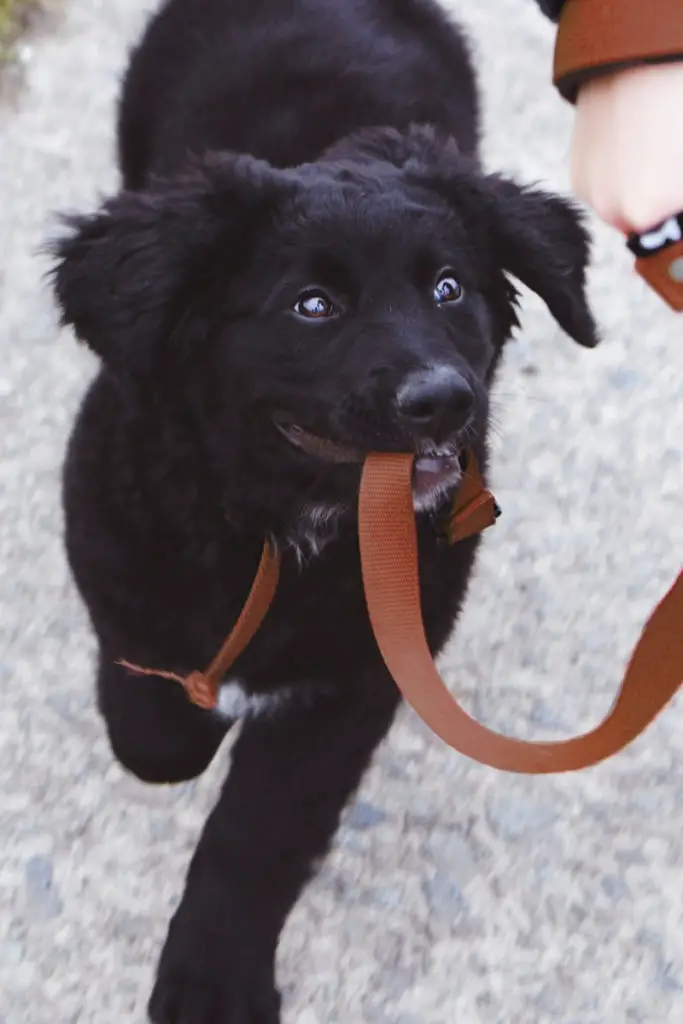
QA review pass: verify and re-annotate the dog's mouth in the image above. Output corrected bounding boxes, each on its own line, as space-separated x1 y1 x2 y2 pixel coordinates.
274 418 466 506
276 421 364 464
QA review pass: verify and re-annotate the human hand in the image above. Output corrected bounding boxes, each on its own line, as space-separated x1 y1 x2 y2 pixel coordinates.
570 62 683 235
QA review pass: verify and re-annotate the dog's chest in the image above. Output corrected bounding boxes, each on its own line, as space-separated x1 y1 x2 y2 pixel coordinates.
204 530 474 718
214 680 293 720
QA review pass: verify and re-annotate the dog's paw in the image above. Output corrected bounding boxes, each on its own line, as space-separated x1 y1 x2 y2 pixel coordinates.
148 945 281 1024
147 958 280 1024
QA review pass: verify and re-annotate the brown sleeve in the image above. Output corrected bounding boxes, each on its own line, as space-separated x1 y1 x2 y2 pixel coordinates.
553 0 683 103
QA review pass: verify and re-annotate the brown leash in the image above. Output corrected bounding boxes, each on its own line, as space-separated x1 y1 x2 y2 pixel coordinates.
359 454 682 773
121 451 681 773
119 541 280 710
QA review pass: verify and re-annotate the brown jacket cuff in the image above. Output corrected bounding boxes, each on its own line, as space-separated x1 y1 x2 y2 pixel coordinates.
553 0 683 103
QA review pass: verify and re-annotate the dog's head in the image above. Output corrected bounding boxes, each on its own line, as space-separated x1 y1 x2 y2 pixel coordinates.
51 126 598 547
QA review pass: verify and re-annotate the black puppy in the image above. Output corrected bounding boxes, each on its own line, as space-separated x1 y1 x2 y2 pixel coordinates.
50 0 598 1020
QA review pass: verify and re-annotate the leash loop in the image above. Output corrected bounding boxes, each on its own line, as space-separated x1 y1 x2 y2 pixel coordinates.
359 452 682 773
119 449 681 773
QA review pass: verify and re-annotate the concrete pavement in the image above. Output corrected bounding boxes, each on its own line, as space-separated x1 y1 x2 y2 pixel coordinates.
1 1 681 1022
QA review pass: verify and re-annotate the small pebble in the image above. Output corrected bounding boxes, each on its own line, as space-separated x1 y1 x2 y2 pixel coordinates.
346 801 387 830
423 873 466 918
24 855 63 920
486 795 561 840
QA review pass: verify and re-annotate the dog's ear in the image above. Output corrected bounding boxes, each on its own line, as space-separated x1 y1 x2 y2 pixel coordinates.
331 128 599 348
49 154 292 375
476 175 599 348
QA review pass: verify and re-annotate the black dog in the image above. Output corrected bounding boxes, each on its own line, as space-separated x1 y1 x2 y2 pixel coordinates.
50 0 598 1020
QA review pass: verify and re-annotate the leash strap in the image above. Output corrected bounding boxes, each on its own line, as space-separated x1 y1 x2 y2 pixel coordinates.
119 540 280 709
359 453 682 773
117 465 496 709
121 452 681 773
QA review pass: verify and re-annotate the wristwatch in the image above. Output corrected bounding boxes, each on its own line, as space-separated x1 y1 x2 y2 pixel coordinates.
627 216 683 312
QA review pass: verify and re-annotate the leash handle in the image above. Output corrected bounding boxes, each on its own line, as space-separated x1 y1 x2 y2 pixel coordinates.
359 453 683 773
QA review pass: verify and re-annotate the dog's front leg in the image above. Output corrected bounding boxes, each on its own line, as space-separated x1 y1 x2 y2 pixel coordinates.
97 657 231 785
148 676 401 1024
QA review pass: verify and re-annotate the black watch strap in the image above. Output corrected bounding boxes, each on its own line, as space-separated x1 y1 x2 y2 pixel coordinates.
626 215 683 312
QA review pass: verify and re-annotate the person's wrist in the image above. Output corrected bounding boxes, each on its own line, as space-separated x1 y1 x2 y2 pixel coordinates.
571 63 683 234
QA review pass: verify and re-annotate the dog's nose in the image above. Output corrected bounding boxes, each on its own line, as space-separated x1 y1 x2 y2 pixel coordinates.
397 367 474 438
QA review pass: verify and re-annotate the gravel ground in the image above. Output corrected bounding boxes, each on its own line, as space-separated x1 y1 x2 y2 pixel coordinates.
1 1 681 1022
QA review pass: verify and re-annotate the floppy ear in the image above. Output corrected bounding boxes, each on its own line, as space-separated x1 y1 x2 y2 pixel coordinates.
330 126 599 348
49 154 291 376
479 176 599 348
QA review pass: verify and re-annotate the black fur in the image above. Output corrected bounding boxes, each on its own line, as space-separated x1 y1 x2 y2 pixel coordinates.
50 1 597 1020
535 0 565 21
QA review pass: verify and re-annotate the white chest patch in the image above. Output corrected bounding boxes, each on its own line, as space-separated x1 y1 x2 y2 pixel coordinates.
215 680 292 721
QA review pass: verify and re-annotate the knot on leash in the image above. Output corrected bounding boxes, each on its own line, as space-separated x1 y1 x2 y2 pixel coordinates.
117 661 219 710
183 671 219 710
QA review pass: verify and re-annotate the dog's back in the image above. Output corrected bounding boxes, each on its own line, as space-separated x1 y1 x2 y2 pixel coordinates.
119 0 480 187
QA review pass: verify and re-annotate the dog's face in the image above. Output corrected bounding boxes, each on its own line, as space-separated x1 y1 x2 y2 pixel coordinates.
52 127 598 545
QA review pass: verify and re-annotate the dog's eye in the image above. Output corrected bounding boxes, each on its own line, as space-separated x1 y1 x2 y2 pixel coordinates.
293 290 340 320
433 272 463 305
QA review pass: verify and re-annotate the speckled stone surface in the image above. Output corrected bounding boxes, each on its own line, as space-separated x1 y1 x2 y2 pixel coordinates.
0 2 681 1022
